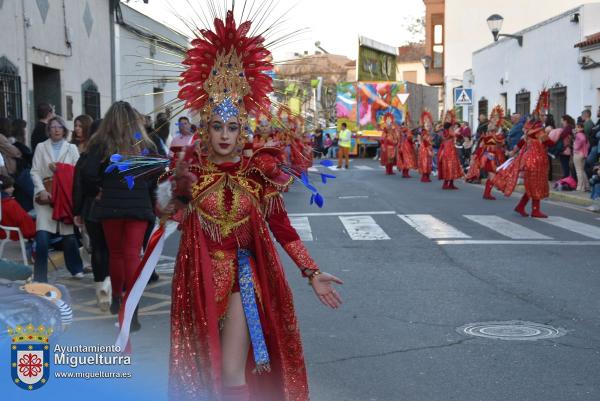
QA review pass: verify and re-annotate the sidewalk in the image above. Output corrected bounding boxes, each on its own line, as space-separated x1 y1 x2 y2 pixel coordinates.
2 240 66 269
476 177 599 211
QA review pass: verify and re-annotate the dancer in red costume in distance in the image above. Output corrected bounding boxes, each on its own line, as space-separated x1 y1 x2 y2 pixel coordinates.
252 112 278 152
465 105 506 199
162 10 343 401
397 120 417 178
380 113 399 175
494 90 553 218
277 106 312 173
437 110 464 189
418 111 434 183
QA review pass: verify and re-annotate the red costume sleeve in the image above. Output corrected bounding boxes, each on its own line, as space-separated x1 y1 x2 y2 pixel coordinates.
263 189 319 275
543 139 554 148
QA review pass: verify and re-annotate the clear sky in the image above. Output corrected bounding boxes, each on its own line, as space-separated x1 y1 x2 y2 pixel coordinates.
123 0 425 60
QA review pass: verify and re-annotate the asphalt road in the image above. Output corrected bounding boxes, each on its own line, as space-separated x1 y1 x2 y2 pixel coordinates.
18 158 600 401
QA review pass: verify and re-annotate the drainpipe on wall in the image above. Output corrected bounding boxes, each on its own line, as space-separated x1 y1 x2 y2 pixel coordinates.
21 0 32 142
109 0 118 103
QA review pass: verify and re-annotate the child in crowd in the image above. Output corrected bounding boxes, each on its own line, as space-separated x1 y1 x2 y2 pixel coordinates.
0 175 36 241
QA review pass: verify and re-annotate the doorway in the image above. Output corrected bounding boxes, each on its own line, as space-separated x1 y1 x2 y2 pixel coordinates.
33 65 61 116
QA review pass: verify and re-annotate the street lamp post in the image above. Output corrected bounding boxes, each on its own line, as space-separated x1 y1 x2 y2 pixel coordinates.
486 14 523 47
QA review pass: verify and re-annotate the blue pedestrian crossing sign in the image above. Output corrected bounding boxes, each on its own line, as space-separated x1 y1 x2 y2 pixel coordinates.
454 88 473 105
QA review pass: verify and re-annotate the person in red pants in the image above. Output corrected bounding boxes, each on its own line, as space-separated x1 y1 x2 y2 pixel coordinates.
437 110 464 189
380 113 398 175
83 101 158 330
494 90 553 217
418 111 434 182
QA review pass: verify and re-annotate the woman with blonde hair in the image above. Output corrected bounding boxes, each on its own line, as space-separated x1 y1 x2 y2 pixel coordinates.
83 101 157 329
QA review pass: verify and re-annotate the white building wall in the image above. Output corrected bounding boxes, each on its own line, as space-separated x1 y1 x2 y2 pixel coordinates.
397 61 427 85
116 4 189 135
579 3 600 111
472 4 600 126
444 0 596 110
0 0 111 131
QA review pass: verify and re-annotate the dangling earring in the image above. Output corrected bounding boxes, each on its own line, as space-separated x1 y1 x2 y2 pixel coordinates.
235 135 245 155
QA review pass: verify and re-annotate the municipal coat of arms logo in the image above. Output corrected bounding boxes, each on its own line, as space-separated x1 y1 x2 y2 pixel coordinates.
9 324 53 390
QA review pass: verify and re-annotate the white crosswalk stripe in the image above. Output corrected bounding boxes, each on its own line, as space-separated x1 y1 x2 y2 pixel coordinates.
308 167 319 172
397 214 471 239
541 216 600 239
284 212 598 244
289 216 313 241
339 215 391 240
463 215 552 239
354 165 375 170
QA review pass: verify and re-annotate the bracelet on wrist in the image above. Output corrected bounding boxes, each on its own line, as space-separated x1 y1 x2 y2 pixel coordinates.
307 270 321 285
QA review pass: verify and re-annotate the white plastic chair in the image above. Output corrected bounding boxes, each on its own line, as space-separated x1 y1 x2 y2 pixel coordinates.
0 198 29 265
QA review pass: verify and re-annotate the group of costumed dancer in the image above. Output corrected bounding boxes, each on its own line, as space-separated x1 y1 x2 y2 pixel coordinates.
251 107 314 174
379 89 554 218
106 7 342 401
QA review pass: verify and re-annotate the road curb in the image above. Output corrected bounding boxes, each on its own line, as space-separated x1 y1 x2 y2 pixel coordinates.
471 179 598 211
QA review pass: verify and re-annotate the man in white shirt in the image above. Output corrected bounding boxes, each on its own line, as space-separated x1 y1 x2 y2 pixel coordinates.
169 116 195 157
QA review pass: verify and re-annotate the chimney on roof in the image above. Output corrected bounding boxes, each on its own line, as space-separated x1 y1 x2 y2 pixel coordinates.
315 51 322 55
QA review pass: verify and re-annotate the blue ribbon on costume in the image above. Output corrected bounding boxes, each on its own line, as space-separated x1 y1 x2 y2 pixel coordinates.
237 249 270 373
484 151 496 161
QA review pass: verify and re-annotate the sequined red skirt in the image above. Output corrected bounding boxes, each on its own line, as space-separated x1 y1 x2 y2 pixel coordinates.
397 141 417 170
522 141 549 199
418 145 432 174
437 141 464 180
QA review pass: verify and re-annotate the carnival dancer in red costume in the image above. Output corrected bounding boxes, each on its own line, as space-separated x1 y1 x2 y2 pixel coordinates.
465 105 506 199
380 113 398 175
494 90 553 218
396 119 417 178
276 106 312 173
159 10 343 401
437 110 464 189
418 111 434 182
252 112 278 151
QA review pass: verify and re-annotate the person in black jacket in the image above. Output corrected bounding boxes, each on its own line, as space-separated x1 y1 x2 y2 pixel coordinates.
83 102 158 331
10 119 34 211
150 112 170 157
30 103 54 152
73 118 111 311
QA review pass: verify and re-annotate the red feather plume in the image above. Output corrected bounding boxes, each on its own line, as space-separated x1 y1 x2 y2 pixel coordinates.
178 10 273 116
533 89 549 116
420 111 433 127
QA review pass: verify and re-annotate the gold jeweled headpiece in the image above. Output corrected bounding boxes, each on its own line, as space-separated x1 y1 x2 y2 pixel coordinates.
178 10 274 131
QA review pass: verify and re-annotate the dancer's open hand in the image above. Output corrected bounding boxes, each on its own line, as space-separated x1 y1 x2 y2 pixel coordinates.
310 272 343 309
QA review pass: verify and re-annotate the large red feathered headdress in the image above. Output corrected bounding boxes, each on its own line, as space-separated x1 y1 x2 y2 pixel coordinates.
178 10 273 125
420 110 433 128
533 88 550 117
380 111 395 128
444 109 457 125
489 105 505 128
